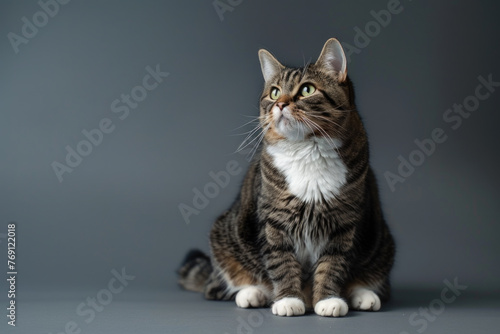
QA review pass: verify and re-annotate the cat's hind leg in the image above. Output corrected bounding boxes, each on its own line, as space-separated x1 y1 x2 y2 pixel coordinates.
348 286 381 311
204 269 235 301
345 279 390 311
225 262 272 308
205 261 272 308
235 285 271 308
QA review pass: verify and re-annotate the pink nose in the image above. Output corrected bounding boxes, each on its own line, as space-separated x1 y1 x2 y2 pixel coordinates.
277 102 288 111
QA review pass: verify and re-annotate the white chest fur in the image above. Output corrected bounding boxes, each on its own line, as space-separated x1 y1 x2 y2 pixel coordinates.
294 225 327 269
266 138 347 203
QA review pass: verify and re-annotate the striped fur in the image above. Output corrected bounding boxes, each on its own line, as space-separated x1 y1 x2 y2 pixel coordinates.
178 38 395 317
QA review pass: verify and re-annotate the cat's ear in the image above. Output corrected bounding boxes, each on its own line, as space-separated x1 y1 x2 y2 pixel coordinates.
258 49 284 83
316 38 347 82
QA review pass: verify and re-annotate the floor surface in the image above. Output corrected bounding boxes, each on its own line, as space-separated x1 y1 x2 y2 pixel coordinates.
3 287 499 334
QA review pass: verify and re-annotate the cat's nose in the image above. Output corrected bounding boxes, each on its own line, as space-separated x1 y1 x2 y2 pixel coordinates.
277 102 289 111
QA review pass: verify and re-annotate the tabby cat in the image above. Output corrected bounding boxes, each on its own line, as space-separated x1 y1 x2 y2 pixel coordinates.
178 38 395 317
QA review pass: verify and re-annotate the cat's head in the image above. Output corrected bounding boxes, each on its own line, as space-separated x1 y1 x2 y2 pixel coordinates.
258 38 355 144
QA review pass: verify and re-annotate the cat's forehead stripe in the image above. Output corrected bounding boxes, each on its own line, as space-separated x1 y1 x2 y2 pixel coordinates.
280 69 302 91
282 69 294 82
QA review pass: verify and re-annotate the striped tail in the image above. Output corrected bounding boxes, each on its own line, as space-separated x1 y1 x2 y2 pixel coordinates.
177 249 212 292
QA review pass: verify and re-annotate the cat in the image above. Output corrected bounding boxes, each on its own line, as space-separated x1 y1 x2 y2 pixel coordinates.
178 38 395 317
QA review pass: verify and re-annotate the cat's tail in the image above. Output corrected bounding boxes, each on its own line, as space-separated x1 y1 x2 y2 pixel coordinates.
177 249 212 292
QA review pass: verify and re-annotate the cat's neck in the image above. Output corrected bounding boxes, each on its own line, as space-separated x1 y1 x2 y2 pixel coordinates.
265 137 348 203
266 137 343 158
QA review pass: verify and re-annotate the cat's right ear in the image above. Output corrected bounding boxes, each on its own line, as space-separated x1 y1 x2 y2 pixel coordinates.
316 38 347 82
258 49 284 83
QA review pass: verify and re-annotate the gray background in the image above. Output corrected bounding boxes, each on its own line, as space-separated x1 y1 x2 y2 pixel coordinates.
1 0 499 333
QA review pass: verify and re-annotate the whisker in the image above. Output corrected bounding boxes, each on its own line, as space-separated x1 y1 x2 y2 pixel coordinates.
308 98 355 113
307 113 347 133
298 115 316 140
305 117 344 160
229 126 262 137
247 122 271 161
241 113 263 118
302 117 339 153
231 120 260 133
231 114 266 132
302 118 333 147
301 59 311 79
236 123 265 152
298 118 304 140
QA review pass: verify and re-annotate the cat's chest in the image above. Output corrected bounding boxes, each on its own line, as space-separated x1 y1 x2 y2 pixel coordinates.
294 230 327 270
266 138 348 203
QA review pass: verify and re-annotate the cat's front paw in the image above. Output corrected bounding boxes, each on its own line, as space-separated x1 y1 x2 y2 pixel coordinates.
350 288 381 311
235 286 268 308
314 297 349 317
271 297 305 316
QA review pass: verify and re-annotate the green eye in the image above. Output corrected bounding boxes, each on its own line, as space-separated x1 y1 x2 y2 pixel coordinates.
300 84 316 97
270 87 281 100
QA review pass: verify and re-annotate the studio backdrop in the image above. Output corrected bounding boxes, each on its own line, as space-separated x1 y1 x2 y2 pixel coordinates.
0 0 499 333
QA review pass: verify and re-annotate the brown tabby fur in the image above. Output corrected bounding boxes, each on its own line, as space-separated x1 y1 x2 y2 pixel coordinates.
178 38 395 316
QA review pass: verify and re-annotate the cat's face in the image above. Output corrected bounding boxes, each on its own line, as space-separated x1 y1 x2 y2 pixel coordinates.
258 39 353 144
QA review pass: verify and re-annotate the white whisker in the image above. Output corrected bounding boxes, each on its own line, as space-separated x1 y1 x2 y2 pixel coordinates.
236 124 264 153
307 113 347 133
304 117 344 160
247 122 271 161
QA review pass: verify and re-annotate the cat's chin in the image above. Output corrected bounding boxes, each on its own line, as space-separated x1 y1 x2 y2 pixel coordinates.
274 122 310 142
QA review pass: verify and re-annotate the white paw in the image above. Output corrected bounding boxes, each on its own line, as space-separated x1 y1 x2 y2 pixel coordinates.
314 297 349 317
235 286 267 308
350 288 381 311
272 297 305 316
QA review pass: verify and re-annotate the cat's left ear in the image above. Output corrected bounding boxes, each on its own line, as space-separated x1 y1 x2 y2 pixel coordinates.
316 38 347 82
258 49 284 83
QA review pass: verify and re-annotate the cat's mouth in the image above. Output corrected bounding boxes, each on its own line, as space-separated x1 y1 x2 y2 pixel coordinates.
275 108 294 129
277 113 291 126
273 107 309 140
